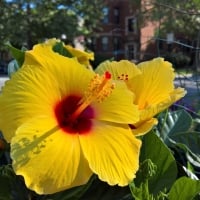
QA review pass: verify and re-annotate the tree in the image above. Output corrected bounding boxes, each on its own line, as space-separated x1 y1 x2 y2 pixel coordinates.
141 0 200 68
148 0 200 38
0 0 105 49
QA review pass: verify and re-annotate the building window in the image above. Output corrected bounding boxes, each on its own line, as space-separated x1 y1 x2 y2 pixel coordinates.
101 36 109 51
102 7 109 24
88 37 96 51
126 16 137 34
113 7 120 24
126 43 137 61
113 36 120 51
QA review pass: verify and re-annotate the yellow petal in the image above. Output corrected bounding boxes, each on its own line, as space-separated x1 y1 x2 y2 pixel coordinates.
80 120 141 186
131 87 186 136
0 52 94 141
95 60 141 80
169 87 187 103
127 58 186 135
131 87 186 135
23 41 58 66
11 116 92 194
139 88 186 121
94 80 139 124
23 40 81 68
44 38 61 46
131 118 158 136
131 57 177 108
65 45 94 66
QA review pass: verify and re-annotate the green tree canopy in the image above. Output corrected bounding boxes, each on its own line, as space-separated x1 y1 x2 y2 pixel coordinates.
0 0 104 49
149 0 200 39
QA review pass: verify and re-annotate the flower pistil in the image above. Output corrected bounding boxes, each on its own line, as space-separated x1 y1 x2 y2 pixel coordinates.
70 71 115 121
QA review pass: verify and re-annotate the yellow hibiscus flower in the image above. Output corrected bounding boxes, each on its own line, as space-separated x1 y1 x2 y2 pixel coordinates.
96 58 186 136
0 44 141 194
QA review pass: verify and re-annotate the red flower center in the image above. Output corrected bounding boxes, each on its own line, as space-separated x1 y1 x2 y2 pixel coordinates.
54 95 95 134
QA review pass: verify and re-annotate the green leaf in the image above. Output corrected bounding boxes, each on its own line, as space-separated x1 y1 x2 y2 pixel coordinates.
0 165 29 200
157 109 192 143
170 131 200 168
80 176 131 200
46 175 131 200
129 159 157 200
53 42 73 58
138 132 177 195
5 41 25 68
0 165 13 200
157 110 200 171
168 177 200 200
174 142 200 169
129 182 154 200
46 175 95 200
136 159 157 181
170 131 200 155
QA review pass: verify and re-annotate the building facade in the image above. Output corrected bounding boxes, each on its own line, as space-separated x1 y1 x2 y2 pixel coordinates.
91 0 141 64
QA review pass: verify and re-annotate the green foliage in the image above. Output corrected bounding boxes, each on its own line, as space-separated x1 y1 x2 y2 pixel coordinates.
5 41 25 77
164 52 191 68
5 42 25 67
0 165 13 200
0 165 29 200
168 177 200 200
151 0 200 38
131 131 177 199
156 109 193 143
53 42 73 58
156 109 200 172
45 175 96 200
171 131 200 157
157 109 192 143
129 108 200 199
0 0 105 49
129 159 157 200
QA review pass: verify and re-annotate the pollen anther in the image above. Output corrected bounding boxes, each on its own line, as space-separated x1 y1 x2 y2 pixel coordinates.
85 71 115 103
118 73 129 81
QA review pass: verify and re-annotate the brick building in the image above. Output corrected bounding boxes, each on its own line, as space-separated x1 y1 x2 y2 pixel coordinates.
90 0 142 65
